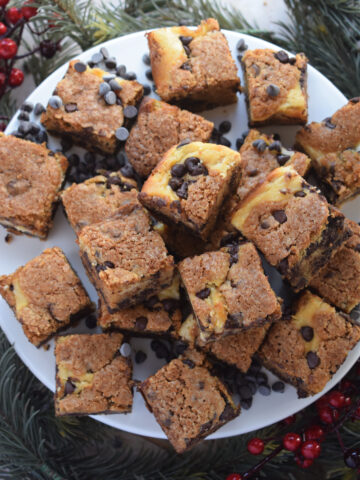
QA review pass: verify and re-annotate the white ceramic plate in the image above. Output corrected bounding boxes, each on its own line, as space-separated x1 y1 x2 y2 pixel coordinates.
2 29 357 441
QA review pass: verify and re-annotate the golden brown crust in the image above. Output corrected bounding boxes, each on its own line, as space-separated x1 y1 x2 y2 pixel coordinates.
0 247 93 347
61 172 138 234
125 98 214 177
242 49 308 125
0 134 68 239
41 60 143 154
258 290 360 396
55 333 133 415
147 19 240 109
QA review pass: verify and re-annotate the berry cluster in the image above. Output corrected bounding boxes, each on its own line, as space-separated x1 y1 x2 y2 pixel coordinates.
0 0 60 130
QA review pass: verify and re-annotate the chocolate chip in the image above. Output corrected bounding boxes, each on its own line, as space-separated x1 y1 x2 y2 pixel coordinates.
145 296 159 310
294 190 306 197
219 403 235 422
256 372 268 385
185 158 201 174
266 84 280 97
226 312 243 328
103 261 115 269
135 350 147 364
64 103 78 113
18 111 30 121
142 53 151 65
274 50 289 63
64 380 75 395
260 221 270 229
169 177 183 191
123 105 138 119
277 154 290 165
103 74 115 82
259 384 271 396
278 258 288 275
324 117 336 129
354 244 360 253
36 130 48 143
74 62 86 73
251 64 260 76
350 97 360 103
171 163 186 177
100 47 109 59
252 139 267 152
48 95 63 109
183 45 191 56
85 314 97 329
236 38 247 51
105 57 117 69
236 137 244 150
198 381 205 390
180 61 192 71
268 141 282 152
161 298 179 313
109 79 122 91
241 398 252 410
182 358 195 369
176 138 191 149
91 52 103 64
219 120 231 134
145 69 153 80
248 168 258 177
272 381 285 393
307 351 320 369
272 210 287 224
179 35 193 46
239 385 252 400
300 326 314 342
125 71 137 80
120 343 131 357
115 127 129 141
143 84 151 96
120 163 135 179
176 181 189 199
196 287 211 299
104 91 116 105
116 65 126 77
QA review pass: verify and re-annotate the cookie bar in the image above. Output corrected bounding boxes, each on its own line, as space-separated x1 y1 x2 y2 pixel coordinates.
296 99 360 205
0 133 68 239
139 349 240 453
179 313 271 373
178 241 281 344
61 171 138 234
41 60 143 154
310 219 360 313
242 49 308 125
258 290 360 397
55 333 133 416
147 18 240 110
78 202 174 312
139 141 241 240
0 247 93 347
125 98 214 178
98 273 181 337
231 166 349 291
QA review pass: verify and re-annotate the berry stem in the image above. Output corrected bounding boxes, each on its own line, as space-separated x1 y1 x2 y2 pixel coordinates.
335 428 345 452
0 17 25 41
242 444 283 479
14 46 40 60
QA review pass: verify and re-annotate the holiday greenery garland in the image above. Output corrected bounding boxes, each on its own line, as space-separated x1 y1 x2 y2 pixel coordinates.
0 0 360 478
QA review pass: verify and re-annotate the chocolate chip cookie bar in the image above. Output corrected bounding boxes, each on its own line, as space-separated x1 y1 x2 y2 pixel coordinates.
41 60 143 154
139 349 240 453
310 219 360 313
61 171 138 234
179 313 271 373
125 98 214 177
0 133 68 239
231 166 349 291
178 241 281 344
98 273 181 337
147 18 240 110
242 49 308 125
296 99 360 205
258 290 360 397
78 202 174 312
139 141 241 240
0 247 93 347
55 333 133 415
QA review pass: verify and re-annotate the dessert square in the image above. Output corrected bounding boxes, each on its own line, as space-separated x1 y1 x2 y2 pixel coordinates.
179 313 271 373
310 219 360 313
258 290 360 397
78 202 174 313
146 18 240 110
242 49 308 125
178 241 281 344
231 166 349 291
0 247 93 347
296 98 360 205
98 273 182 337
55 333 133 416
41 60 143 154
139 349 240 453
139 141 241 240
0 133 68 239
61 171 138 234
125 98 214 178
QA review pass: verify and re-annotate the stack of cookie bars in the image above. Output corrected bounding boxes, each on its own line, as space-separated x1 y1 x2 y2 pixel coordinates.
1 18 360 453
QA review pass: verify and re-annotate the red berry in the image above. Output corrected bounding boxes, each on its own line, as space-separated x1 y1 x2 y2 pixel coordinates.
6 7 22 24
354 406 360 419
304 425 325 442
0 38 17 59
295 454 314 469
0 22 7 35
318 405 339 424
21 5 37 20
247 437 265 455
9 68 24 87
301 440 321 460
328 391 345 409
0 0 9 7
226 475 242 480
339 380 353 393
344 396 352 407
316 393 329 410
283 432 302 451
282 414 296 425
